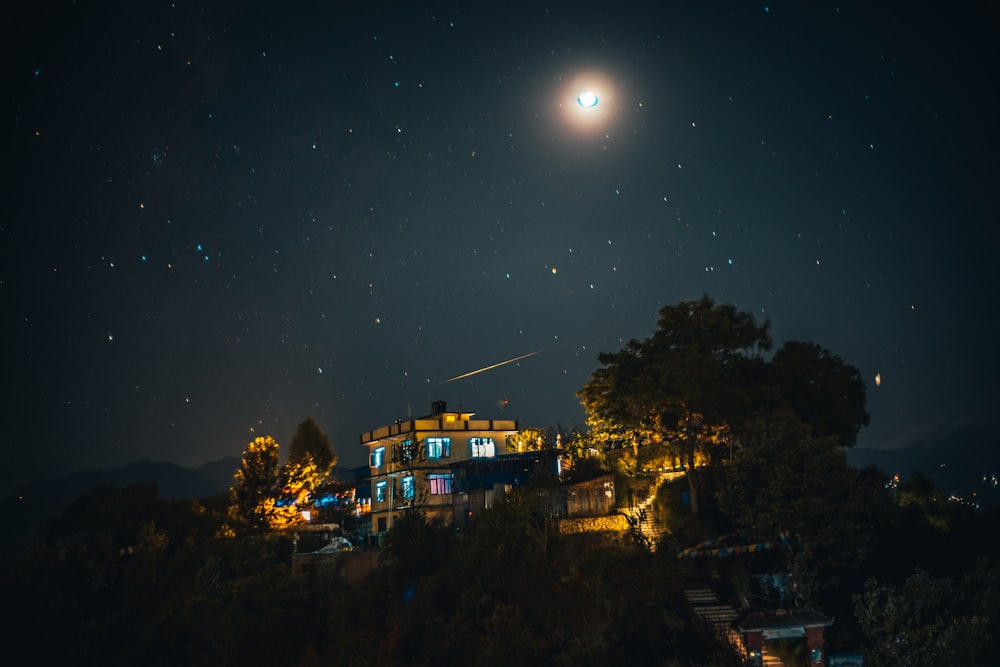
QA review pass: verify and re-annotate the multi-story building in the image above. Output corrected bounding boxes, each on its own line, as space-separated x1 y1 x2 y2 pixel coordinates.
360 400 521 535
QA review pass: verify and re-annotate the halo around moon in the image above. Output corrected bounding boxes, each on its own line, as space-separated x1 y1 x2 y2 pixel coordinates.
558 69 617 134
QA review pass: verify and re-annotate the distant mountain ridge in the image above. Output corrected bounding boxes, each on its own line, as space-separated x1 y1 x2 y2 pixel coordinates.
1 458 360 547
1 457 242 547
847 423 1000 507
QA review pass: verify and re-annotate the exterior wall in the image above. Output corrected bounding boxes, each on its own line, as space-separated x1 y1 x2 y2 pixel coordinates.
563 474 616 517
361 407 518 534
556 513 629 535
291 550 380 583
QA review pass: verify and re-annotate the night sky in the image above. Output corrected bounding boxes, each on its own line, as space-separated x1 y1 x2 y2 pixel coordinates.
6 1 998 492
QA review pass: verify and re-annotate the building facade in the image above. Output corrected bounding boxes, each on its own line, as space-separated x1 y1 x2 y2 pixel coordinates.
360 401 519 535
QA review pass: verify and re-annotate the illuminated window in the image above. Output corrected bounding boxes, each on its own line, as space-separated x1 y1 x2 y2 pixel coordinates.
426 436 451 459
469 437 495 458
429 474 453 495
402 475 415 499
375 480 387 502
370 446 385 468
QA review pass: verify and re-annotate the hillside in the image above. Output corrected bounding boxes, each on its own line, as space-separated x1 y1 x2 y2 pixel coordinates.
0 458 241 546
847 423 1000 508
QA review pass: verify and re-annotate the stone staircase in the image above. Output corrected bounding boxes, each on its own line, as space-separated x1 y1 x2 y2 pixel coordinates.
673 560 784 666
633 470 785 665
632 497 665 550
674 560 741 645
625 473 676 550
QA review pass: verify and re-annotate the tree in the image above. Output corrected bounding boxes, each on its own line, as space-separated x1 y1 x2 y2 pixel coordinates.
578 296 772 513
274 453 321 529
716 410 884 604
506 426 552 453
228 436 284 532
288 416 337 476
854 566 994 666
768 341 870 447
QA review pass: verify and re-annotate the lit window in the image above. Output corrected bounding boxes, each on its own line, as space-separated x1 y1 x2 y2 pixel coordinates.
370 446 385 468
429 474 452 495
375 480 387 502
426 436 451 459
402 475 415 499
470 437 495 458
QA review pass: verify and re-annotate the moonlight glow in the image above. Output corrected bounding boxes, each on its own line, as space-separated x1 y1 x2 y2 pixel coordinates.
558 69 618 134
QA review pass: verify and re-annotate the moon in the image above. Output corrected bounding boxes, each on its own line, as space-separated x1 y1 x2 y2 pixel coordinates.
557 68 618 135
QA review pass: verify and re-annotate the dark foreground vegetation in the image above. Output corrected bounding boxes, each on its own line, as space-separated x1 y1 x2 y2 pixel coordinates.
1 462 997 666
2 297 997 665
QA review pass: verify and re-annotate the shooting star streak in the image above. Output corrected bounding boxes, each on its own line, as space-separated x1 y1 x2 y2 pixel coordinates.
442 348 550 383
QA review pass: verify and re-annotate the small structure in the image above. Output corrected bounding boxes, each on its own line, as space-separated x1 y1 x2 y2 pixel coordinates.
562 473 615 517
737 609 834 666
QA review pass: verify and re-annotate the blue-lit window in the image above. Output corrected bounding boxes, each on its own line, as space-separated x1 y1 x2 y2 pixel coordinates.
429 474 452 495
426 437 451 459
375 480 387 502
402 475 415 499
469 437 495 458
370 446 385 468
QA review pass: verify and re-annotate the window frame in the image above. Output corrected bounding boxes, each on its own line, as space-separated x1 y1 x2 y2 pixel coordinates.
426 436 451 459
469 437 496 458
428 473 453 495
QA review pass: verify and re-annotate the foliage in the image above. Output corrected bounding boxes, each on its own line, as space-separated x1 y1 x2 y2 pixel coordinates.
768 341 870 447
288 416 337 476
716 410 883 604
369 485 741 667
228 435 303 532
854 564 996 666
578 296 772 513
274 452 323 529
506 425 551 452
6 452 997 666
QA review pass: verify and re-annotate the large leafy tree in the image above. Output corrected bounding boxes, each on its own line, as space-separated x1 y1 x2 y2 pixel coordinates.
716 410 886 604
578 296 772 513
287 416 337 475
768 341 870 447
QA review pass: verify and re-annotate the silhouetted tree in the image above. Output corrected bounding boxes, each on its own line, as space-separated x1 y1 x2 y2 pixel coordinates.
288 416 337 476
717 410 885 604
768 340 870 447
579 296 771 513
